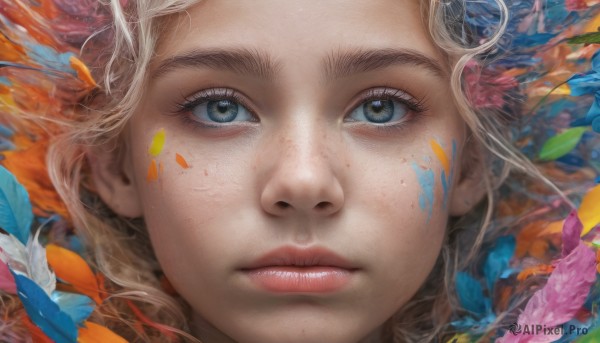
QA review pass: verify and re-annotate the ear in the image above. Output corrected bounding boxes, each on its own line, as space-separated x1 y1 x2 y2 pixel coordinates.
449 137 487 216
86 137 143 218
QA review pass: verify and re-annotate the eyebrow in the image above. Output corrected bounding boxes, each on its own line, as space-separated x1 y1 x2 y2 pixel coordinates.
152 47 281 80
151 47 446 81
323 47 447 80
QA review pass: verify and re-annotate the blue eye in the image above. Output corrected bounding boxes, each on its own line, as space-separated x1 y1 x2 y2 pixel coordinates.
349 99 409 124
191 99 253 123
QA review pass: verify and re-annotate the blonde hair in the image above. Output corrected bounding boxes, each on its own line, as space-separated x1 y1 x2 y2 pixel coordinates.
42 0 549 341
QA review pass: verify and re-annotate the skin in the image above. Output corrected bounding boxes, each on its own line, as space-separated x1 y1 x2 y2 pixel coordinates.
90 1 484 342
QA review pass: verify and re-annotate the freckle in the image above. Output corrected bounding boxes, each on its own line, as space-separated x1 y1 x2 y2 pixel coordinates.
411 202 415 209
204 169 208 176
346 163 350 168
400 179 405 186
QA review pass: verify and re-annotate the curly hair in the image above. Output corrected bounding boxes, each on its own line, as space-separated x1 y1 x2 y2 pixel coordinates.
40 0 549 341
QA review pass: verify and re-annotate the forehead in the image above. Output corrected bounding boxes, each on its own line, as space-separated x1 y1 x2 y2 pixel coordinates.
154 0 444 70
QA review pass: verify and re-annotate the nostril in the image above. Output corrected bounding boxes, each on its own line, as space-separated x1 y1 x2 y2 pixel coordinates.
316 201 331 210
276 201 290 209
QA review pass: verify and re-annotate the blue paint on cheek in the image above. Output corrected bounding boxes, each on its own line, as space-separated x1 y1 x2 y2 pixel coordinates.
412 163 435 222
441 170 449 208
441 140 458 208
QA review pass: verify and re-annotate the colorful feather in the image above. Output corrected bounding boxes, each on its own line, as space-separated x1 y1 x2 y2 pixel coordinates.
50 291 94 326
455 272 491 316
0 258 16 293
26 230 55 296
484 235 516 292
46 244 101 304
78 321 128 343
498 215 597 343
0 233 28 274
12 271 78 343
578 184 600 236
0 164 32 245
562 210 583 256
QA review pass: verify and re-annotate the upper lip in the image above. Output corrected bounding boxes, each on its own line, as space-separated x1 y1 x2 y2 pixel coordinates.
240 246 359 270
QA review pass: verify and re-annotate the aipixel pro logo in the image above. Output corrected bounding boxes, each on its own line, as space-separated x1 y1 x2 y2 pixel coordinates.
508 322 589 336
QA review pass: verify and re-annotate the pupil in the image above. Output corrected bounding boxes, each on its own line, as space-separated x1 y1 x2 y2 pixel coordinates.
206 99 239 122
363 99 394 123
371 101 384 113
217 101 231 113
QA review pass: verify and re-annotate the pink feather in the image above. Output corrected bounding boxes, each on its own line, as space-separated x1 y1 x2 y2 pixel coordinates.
498 213 597 343
0 258 16 294
562 210 582 257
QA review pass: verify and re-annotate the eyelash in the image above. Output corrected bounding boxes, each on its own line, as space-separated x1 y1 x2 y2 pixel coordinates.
173 88 257 129
347 87 429 134
171 86 429 133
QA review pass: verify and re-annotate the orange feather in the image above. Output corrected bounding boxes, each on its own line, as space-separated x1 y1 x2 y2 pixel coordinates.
78 322 128 343
46 244 102 304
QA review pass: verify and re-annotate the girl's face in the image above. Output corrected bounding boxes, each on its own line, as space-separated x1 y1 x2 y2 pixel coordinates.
93 0 481 342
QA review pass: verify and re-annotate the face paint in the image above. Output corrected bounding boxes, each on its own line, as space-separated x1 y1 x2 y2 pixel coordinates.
411 163 435 222
148 128 166 157
430 139 457 208
147 159 158 182
175 153 189 169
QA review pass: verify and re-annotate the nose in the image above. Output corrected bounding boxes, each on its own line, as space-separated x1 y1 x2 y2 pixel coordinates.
259 121 344 217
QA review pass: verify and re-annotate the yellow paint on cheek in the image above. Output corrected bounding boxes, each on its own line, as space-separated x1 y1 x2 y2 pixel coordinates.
148 128 166 157
429 139 450 175
175 153 189 169
147 159 158 182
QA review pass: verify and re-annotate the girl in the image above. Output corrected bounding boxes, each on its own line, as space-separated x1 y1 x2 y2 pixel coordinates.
0 0 599 342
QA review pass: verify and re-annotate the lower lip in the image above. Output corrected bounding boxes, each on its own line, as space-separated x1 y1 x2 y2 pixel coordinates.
243 266 354 293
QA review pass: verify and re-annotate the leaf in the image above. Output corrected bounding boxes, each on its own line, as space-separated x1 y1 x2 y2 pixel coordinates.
78 322 128 343
567 32 600 45
576 325 600 342
539 127 588 161
0 165 33 245
12 271 78 343
50 291 94 326
579 184 600 236
46 244 101 304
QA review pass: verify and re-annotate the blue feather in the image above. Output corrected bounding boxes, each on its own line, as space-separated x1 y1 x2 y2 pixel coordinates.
0 165 33 245
483 235 516 292
456 271 491 316
51 291 95 326
12 271 77 343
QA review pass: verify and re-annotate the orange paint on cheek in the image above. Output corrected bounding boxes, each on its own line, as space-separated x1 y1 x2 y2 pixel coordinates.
429 139 450 175
147 159 158 182
175 153 189 169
